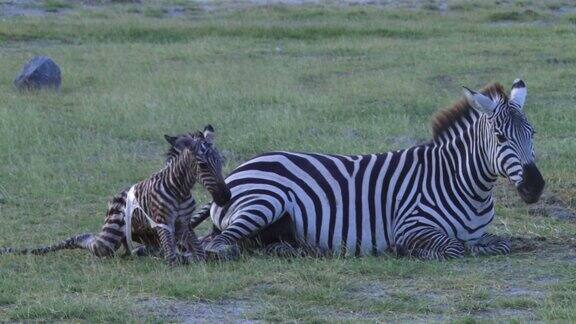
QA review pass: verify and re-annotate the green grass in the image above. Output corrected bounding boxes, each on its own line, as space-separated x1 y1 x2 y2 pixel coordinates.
1 0 576 321
42 0 75 12
486 9 546 22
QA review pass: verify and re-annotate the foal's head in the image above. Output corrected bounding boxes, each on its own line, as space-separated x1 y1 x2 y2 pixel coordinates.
164 125 231 206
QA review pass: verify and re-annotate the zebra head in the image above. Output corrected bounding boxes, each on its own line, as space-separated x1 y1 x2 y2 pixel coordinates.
463 79 544 204
164 126 231 206
193 125 231 206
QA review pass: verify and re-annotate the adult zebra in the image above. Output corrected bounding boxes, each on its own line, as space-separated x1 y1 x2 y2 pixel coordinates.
201 80 544 260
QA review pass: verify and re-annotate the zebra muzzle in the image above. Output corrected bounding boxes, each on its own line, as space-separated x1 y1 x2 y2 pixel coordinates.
213 187 232 206
516 163 545 204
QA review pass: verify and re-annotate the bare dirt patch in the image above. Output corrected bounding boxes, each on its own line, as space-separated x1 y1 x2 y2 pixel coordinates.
528 192 576 222
493 183 576 222
509 236 548 253
136 296 261 323
0 0 46 17
510 235 576 254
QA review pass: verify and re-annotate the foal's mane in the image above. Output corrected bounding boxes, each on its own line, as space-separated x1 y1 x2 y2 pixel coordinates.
430 82 508 139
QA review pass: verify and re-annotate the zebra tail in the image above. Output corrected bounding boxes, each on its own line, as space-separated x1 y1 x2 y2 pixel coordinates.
0 247 22 255
0 244 61 255
189 202 212 229
0 233 97 256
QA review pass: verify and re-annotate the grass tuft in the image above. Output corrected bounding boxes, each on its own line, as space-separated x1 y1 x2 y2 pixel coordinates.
42 0 75 12
487 9 544 22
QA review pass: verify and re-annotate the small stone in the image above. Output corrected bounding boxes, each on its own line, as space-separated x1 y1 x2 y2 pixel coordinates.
14 56 62 91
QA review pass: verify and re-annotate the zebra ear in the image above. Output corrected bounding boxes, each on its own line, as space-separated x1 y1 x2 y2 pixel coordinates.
463 86 497 114
510 79 527 110
203 125 215 144
164 134 178 146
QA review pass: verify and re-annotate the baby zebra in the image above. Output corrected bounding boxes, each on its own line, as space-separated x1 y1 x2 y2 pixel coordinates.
2 126 231 265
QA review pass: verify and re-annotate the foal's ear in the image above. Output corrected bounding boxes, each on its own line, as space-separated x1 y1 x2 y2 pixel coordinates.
164 134 178 146
203 125 215 144
510 79 527 110
463 86 497 114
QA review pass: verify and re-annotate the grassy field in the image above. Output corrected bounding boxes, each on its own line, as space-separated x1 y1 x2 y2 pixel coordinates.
1 0 576 321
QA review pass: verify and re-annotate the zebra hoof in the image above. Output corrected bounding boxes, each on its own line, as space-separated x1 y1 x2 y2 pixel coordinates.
177 253 193 265
132 246 150 257
205 245 240 261
264 243 303 258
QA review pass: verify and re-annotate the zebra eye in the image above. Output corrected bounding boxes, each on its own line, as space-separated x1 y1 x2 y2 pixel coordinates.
496 133 507 143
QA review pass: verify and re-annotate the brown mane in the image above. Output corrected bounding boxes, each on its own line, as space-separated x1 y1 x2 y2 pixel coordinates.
430 82 509 139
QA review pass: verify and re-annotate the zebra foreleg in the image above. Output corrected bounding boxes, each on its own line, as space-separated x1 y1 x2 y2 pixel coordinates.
129 245 162 257
175 217 206 262
259 241 306 258
467 233 511 256
155 226 180 265
188 203 212 230
396 226 466 261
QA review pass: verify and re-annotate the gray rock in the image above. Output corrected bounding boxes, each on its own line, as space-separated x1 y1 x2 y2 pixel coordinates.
14 56 61 91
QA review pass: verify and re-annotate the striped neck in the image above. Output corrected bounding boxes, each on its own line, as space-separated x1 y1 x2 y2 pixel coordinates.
431 109 498 201
161 149 197 201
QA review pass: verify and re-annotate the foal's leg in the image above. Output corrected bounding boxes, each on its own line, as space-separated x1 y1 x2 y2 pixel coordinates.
156 226 179 265
175 214 205 262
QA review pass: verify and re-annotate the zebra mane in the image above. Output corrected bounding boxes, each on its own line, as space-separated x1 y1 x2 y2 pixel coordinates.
430 82 508 139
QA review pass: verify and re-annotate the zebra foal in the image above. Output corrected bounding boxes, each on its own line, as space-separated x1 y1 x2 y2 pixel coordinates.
2 126 231 265
199 80 544 260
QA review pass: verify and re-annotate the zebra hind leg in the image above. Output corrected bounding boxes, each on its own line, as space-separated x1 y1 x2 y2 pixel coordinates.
202 228 242 261
203 213 272 261
397 226 466 261
204 204 287 261
199 225 220 247
203 237 240 261
26 233 114 257
467 233 511 256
